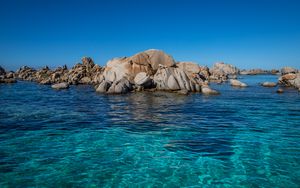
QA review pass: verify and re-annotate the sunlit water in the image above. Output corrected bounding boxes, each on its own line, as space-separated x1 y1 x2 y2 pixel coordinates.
0 75 299 187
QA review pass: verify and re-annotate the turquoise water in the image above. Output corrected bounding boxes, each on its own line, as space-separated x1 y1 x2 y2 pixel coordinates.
0 75 300 187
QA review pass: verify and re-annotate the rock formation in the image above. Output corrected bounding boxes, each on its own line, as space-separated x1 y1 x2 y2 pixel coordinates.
16 66 37 81
153 66 202 92
68 57 103 85
15 57 103 86
0 66 17 83
279 67 300 90
97 49 213 94
210 62 239 81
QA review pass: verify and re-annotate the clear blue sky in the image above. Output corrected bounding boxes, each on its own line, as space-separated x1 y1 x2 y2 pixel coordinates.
1 0 300 71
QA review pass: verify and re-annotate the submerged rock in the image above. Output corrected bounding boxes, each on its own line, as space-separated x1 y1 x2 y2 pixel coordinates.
261 82 277 87
51 82 69 89
230 79 247 87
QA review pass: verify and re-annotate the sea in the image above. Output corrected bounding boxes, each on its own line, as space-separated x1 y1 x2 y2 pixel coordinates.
0 75 299 187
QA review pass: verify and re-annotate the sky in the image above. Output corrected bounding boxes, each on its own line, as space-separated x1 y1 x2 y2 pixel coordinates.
0 0 300 71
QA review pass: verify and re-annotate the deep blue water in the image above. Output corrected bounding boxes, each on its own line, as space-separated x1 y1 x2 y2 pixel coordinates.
0 75 300 187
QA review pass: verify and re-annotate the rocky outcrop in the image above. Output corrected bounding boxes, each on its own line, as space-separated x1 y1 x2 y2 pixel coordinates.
261 82 277 87
230 79 247 87
210 62 239 81
0 66 17 83
15 57 102 85
36 66 53 84
68 57 102 85
278 67 300 90
51 82 69 89
16 66 37 81
279 73 300 89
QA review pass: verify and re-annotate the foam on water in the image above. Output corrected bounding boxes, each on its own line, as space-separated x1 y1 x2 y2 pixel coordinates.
0 75 299 187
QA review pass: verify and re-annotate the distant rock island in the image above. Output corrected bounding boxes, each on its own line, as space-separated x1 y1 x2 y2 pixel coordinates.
0 49 299 94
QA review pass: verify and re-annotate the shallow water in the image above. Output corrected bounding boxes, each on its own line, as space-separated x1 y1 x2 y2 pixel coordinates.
0 75 299 187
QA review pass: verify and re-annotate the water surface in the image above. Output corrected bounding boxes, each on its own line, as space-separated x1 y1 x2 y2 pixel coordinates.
0 75 299 187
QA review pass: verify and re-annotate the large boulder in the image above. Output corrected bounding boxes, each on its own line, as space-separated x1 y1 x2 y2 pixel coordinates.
102 49 175 83
134 72 152 87
103 56 153 83
210 62 239 81
143 49 175 70
107 78 133 94
230 79 247 87
96 80 112 93
51 82 69 89
153 66 201 92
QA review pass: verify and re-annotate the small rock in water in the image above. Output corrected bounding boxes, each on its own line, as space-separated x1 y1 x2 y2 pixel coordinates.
261 82 277 87
276 88 284 93
51 82 69 89
201 86 220 95
230 79 247 87
177 89 189 95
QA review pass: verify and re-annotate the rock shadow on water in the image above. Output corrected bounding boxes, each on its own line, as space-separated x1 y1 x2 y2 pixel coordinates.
104 92 192 133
